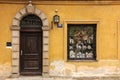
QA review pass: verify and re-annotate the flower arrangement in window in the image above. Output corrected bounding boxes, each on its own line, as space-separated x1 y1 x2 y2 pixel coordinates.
67 24 96 60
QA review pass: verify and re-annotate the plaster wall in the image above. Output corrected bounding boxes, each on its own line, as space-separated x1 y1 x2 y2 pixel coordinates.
0 3 120 77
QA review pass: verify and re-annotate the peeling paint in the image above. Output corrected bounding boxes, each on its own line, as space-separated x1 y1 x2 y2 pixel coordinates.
0 63 11 77
50 60 120 77
50 61 65 76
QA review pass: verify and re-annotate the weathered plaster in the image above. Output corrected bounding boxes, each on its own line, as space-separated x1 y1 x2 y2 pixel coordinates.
50 60 120 77
50 60 75 77
0 63 11 77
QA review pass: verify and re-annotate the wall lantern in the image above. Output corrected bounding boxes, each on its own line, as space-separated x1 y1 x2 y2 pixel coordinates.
53 15 60 23
51 9 62 29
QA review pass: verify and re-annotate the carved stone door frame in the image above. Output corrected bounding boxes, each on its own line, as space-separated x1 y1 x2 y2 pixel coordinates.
11 3 50 77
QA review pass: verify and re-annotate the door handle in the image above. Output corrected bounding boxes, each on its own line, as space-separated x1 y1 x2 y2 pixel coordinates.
21 50 23 55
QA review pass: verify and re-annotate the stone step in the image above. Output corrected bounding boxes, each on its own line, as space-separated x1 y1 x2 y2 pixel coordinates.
5 76 120 80
5 77 53 80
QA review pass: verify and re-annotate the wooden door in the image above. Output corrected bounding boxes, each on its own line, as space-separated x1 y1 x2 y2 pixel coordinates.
20 31 42 75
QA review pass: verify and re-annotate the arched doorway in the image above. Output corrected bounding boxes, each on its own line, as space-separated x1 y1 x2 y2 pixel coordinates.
20 14 43 75
11 3 50 77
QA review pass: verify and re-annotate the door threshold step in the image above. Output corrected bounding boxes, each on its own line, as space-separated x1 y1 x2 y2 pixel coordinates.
5 77 53 80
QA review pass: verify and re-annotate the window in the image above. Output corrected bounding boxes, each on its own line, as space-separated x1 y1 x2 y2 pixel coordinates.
67 24 96 60
20 14 43 28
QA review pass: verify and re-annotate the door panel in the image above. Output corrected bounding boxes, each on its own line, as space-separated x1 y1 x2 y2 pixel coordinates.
20 32 42 75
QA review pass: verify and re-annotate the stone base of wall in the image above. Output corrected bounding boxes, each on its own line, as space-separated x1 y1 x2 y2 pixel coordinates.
5 76 120 80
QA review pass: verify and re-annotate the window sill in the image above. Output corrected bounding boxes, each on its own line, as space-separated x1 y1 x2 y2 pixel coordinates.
67 59 98 62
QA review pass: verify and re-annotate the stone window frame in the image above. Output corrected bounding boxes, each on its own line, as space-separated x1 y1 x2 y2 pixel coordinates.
64 20 99 62
11 3 50 77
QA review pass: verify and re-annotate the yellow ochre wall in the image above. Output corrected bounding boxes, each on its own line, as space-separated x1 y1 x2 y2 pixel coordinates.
0 2 120 77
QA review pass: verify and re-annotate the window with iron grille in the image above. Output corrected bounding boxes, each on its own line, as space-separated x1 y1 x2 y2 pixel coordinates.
67 24 96 60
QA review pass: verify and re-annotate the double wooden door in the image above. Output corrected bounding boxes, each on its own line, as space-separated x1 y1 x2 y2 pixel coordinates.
20 31 42 75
